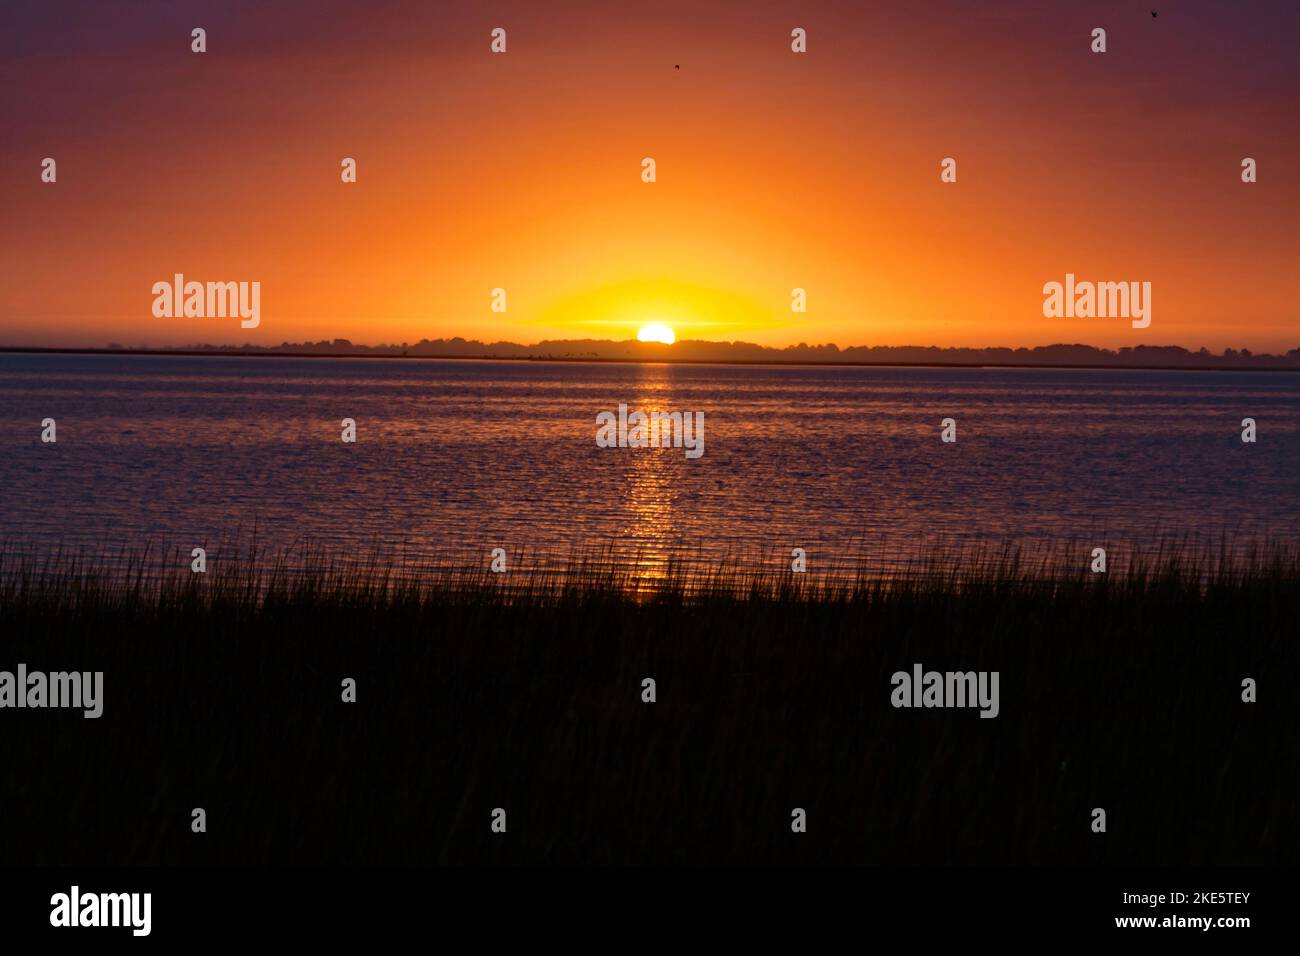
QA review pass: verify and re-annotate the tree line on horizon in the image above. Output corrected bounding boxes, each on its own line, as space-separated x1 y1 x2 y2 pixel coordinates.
98 337 1300 368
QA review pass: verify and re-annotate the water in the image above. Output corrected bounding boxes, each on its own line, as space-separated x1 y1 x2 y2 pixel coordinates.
1 352 1297 576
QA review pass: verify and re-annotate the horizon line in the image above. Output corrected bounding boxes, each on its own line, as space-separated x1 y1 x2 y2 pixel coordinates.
5 342 1300 374
7 333 1300 355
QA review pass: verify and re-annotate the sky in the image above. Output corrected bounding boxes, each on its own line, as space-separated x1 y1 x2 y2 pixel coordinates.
1 0 1297 351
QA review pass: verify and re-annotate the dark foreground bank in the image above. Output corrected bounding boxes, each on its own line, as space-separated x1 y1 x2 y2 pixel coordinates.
0 546 1295 866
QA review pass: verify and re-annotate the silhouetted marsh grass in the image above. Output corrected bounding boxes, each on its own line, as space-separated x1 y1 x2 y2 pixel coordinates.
1 538 1295 866
6 535 1298 608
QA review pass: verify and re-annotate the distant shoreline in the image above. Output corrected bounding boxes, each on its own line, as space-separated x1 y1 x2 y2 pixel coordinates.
3 345 1299 373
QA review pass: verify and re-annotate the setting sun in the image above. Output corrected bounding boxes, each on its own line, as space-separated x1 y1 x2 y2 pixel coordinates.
637 323 676 345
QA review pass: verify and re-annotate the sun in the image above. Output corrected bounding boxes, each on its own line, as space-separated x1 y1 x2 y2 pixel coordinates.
637 322 676 344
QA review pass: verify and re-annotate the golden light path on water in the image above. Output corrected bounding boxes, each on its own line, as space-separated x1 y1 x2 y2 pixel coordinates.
622 363 681 588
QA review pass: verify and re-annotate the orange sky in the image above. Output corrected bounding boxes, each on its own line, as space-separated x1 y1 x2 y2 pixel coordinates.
2 1 1297 351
